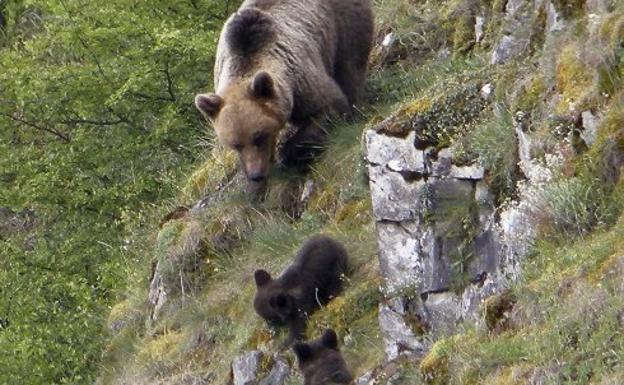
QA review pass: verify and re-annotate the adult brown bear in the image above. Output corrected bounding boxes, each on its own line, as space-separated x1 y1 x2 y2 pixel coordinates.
195 0 374 193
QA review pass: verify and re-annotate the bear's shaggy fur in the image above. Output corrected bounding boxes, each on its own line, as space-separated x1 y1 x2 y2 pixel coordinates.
195 0 374 193
293 329 353 385
253 235 349 344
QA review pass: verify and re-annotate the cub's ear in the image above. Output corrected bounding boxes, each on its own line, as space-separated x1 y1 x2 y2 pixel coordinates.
292 342 312 363
254 269 272 287
321 329 338 349
195 93 223 120
251 71 275 98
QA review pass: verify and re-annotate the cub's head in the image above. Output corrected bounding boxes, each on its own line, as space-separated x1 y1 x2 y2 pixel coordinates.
293 329 353 385
195 71 286 193
253 269 297 326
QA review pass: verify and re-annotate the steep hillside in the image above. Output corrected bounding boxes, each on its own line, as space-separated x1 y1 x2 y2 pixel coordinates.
101 1 624 385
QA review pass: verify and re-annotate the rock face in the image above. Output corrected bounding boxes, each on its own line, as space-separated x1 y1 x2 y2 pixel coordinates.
365 97 575 360
232 351 290 385
365 109 539 360
232 351 262 385
363 0 616 363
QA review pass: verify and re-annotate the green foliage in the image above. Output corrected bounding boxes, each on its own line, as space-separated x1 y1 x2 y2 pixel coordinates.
539 175 619 237
459 109 519 202
0 0 237 383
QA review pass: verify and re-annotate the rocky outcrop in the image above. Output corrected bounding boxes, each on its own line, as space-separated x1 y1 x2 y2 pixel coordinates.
232 351 290 385
364 0 619 364
366 121 513 359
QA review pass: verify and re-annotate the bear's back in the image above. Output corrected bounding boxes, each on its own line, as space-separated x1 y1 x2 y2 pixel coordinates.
278 235 348 302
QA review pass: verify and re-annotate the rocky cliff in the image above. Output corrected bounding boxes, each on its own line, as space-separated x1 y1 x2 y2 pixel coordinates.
100 1 624 384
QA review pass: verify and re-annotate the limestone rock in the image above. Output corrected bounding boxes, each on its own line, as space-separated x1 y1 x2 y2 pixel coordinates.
378 298 427 361
491 35 523 65
365 130 425 173
148 262 167 322
376 221 424 294
475 16 485 43
368 166 426 222
581 110 600 146
232 351 262 385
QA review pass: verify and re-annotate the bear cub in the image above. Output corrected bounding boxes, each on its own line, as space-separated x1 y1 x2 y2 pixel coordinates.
253 235 349 344
293 329 353 385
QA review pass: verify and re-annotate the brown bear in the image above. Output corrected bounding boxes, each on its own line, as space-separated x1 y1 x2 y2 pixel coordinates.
293 329 353 385
195 0 374 193
253 235 349 344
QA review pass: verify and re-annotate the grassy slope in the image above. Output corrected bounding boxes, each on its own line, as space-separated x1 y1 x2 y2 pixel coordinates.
101 1 624 385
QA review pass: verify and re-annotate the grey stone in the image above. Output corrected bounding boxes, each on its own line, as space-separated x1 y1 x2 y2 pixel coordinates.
369 166 427 222
471 230 501 277
355 372 373 385
258 357 290 385
546 2 565 32
459 277 503 325
233 351 263 385
581 110 600 146
376 221 424 294
505 0 526 17
365 130 425 173
475 16 485 43
422 292 460 336
378 299 427 361
480 83 493 99
148 262 167 322
300 179 315 203
491 35 523 65
449 164 485 180
382 32 396 48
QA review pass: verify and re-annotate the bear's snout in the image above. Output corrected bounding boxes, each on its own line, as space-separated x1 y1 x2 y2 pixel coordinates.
247 172 267 183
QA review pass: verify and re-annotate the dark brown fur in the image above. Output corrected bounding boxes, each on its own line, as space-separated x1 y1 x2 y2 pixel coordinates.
253 235 349 344
293 329 353 385
195 0 374 192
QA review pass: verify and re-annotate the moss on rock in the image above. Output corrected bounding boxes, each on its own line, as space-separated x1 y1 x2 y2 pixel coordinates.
420 338 452 385
555 44 594 113
483 290 517 332
376 82 490 149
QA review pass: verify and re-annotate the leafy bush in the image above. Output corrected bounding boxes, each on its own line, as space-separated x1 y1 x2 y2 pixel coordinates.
0 1 238 383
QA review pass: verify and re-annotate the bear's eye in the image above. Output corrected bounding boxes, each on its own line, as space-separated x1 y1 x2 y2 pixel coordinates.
252 132 269 147
231 142 243 152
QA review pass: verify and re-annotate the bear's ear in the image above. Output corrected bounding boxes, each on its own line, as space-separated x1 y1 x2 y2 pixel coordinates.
254 269 272 287
195 93 223 120
321 329 338 349
251 71 275 99
293 342 312 363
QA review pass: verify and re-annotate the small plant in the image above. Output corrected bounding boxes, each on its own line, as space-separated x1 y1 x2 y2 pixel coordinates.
462 108 520 202
539 175 619 238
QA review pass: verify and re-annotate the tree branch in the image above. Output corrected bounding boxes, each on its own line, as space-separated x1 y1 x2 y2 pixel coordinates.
59 117 127 127
131 91 175 103
1 113 71 142
163 61 177 103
